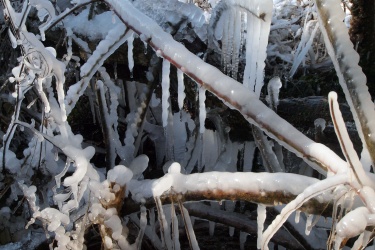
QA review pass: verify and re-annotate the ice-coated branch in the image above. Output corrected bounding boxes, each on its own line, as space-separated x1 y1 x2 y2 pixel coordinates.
65 24 132 115
105 0 346 175
126 168 334 216
329 92 373 188
261 173 348 250
315 0 375 166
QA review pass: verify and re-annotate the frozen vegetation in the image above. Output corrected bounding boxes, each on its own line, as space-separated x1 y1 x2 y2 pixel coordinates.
0 0 374 249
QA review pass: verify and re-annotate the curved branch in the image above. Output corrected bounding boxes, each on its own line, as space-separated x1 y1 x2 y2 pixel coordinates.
124 171 334 217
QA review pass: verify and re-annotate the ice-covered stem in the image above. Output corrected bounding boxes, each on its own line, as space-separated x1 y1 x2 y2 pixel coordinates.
104 0 348 175
252 125 283 173
89 166 134 249
2 83 28 173
261 173 348 250
96 80 116 171
65 24 132 115
315 0 375 165
127 171 334 216
329 92 373 188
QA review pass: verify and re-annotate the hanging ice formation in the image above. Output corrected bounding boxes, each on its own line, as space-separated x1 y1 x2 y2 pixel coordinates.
161 59 171 128
127 32 135 78
177 69 185 111
198 86 206 134
209 0 273 95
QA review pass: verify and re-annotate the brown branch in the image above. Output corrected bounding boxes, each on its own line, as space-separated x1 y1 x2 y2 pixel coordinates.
122 188 333 217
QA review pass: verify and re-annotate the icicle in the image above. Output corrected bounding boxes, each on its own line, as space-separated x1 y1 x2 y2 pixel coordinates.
229 227 235 237
305 214 313 235
180 205 199 250
171 203 180 250
295 210 301 223
209 221 215 236
65 28 73 65
8 29 17 48
289 21 319 77
143 40 148 54
257 204 266 249
155 197 173 249
243 141 256 172
127 32 135 78
177 69 185 110
230 8 241 79
161 59 171 127
198 86 206 134
266 77 282 111
239 231 248 250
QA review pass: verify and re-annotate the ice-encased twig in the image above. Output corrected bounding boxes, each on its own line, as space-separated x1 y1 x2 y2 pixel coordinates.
329 92 373 188
261 173 347 250
315 0 375 165
127 169 335 216
65 24 132 115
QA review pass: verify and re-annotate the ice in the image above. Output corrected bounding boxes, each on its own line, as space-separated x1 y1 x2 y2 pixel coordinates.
106 0 348 176
155 197 173 249
107 165 133 186
8 29 17 48
305 214 313 235
295 210 301 223
128 154 149 179
314 118 326 131
289 21 319 78
180 205 199 249
266 77 282 111
127 32 135 78
316 0 375 167
239 231 248 250
257 204 266 249
171 203 180 249
261 173 347 250
104 236 113 249
329 92 373 188
161 59 171 127
198 86 206 134
66 23 132 115
336 207 369 238
177 69 185 110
